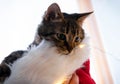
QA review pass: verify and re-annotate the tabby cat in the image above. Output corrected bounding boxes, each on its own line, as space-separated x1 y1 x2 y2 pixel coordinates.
0 3 92 84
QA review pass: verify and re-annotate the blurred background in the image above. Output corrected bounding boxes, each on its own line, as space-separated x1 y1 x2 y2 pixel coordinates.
0 0 119 84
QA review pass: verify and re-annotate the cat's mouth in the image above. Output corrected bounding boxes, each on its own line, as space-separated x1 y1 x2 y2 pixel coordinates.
61 51 71 55
57 47 74 55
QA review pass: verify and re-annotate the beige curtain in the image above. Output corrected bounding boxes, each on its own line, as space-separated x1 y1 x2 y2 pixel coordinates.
77 0 113 84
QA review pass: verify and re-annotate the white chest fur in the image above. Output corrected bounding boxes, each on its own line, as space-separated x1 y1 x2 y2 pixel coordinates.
4 37 89 84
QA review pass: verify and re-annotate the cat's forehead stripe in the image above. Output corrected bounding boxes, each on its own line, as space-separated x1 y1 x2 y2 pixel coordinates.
64 20 79 35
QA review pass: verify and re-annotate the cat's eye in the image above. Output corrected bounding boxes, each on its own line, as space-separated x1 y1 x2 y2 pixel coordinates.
75 37 81 42
56 33 66 40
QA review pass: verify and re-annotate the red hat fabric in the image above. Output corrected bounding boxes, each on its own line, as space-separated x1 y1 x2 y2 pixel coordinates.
76 60 96 84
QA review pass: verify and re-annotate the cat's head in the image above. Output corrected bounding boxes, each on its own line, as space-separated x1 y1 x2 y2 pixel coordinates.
36 3 92 54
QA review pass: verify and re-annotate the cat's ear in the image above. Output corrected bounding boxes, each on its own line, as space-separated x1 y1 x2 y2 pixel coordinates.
75 12 93 25
43 3 64 22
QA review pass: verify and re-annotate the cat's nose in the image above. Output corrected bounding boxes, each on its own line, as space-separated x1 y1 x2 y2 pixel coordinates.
67 47 73 53
65 41 74 53
66 44 73 53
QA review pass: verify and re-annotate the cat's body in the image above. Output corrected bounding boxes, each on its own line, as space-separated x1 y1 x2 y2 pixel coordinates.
0 51 27 83
0 3 92 84
4 37 89 84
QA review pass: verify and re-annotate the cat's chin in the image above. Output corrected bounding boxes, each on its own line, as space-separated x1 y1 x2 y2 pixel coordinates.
57 49 76 55
57 50 69 55
56 49 77 56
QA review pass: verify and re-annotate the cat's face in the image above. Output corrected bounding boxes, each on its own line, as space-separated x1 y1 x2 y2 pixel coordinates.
37 3 92 54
